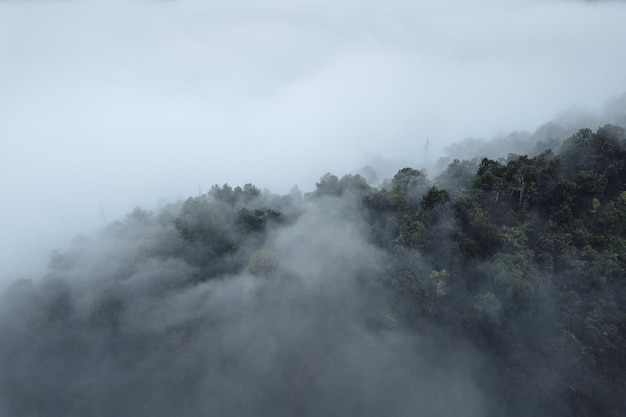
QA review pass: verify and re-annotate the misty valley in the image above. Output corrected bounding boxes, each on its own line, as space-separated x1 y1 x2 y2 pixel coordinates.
2 125 626 417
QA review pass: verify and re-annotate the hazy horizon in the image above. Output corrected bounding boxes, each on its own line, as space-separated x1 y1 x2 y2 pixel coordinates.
2 0 626 280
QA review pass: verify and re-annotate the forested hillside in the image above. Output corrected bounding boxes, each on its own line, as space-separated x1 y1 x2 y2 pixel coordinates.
2 125 625 417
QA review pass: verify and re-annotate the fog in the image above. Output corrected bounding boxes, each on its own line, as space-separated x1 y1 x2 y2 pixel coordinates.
2 2 626 414
0 188 491 416
2 0 626 278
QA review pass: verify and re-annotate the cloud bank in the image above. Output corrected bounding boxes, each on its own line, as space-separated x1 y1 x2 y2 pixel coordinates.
0 190 487 416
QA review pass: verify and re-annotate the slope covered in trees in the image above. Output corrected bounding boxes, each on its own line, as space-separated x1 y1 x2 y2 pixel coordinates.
1 125 626 417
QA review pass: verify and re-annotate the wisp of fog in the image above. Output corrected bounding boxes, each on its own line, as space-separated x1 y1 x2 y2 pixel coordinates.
1 187 486 416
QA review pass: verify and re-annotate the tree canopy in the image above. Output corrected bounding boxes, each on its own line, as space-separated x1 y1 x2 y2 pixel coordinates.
2 125 626 417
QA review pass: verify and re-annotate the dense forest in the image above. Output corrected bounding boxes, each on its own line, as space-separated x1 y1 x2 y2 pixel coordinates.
2 124 626 416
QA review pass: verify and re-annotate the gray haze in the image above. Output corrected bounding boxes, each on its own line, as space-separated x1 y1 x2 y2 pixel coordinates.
2 0 626 279
0 190 487 416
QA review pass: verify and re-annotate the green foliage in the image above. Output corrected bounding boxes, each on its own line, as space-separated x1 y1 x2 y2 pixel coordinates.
394 216 426 249
392 167 427 192
453 199 502 259
312 173 372 198
236 208 281 233
338 173 371 194
389 184 406 208
390 167 429 204
473 169 499 192
597 191 626 237
419 186 449 211
174 217 200 242
14 124 626 417
490 250 539 301
210 183 261 205
436 158 478 195
314 173 341 196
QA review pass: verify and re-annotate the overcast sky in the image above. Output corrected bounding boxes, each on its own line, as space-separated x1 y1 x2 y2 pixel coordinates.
2 0 626 280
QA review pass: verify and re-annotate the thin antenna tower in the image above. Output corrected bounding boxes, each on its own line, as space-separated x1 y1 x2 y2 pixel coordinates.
424 136 430 163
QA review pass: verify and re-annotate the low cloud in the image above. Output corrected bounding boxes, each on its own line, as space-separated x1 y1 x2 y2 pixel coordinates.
0 191 487 416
